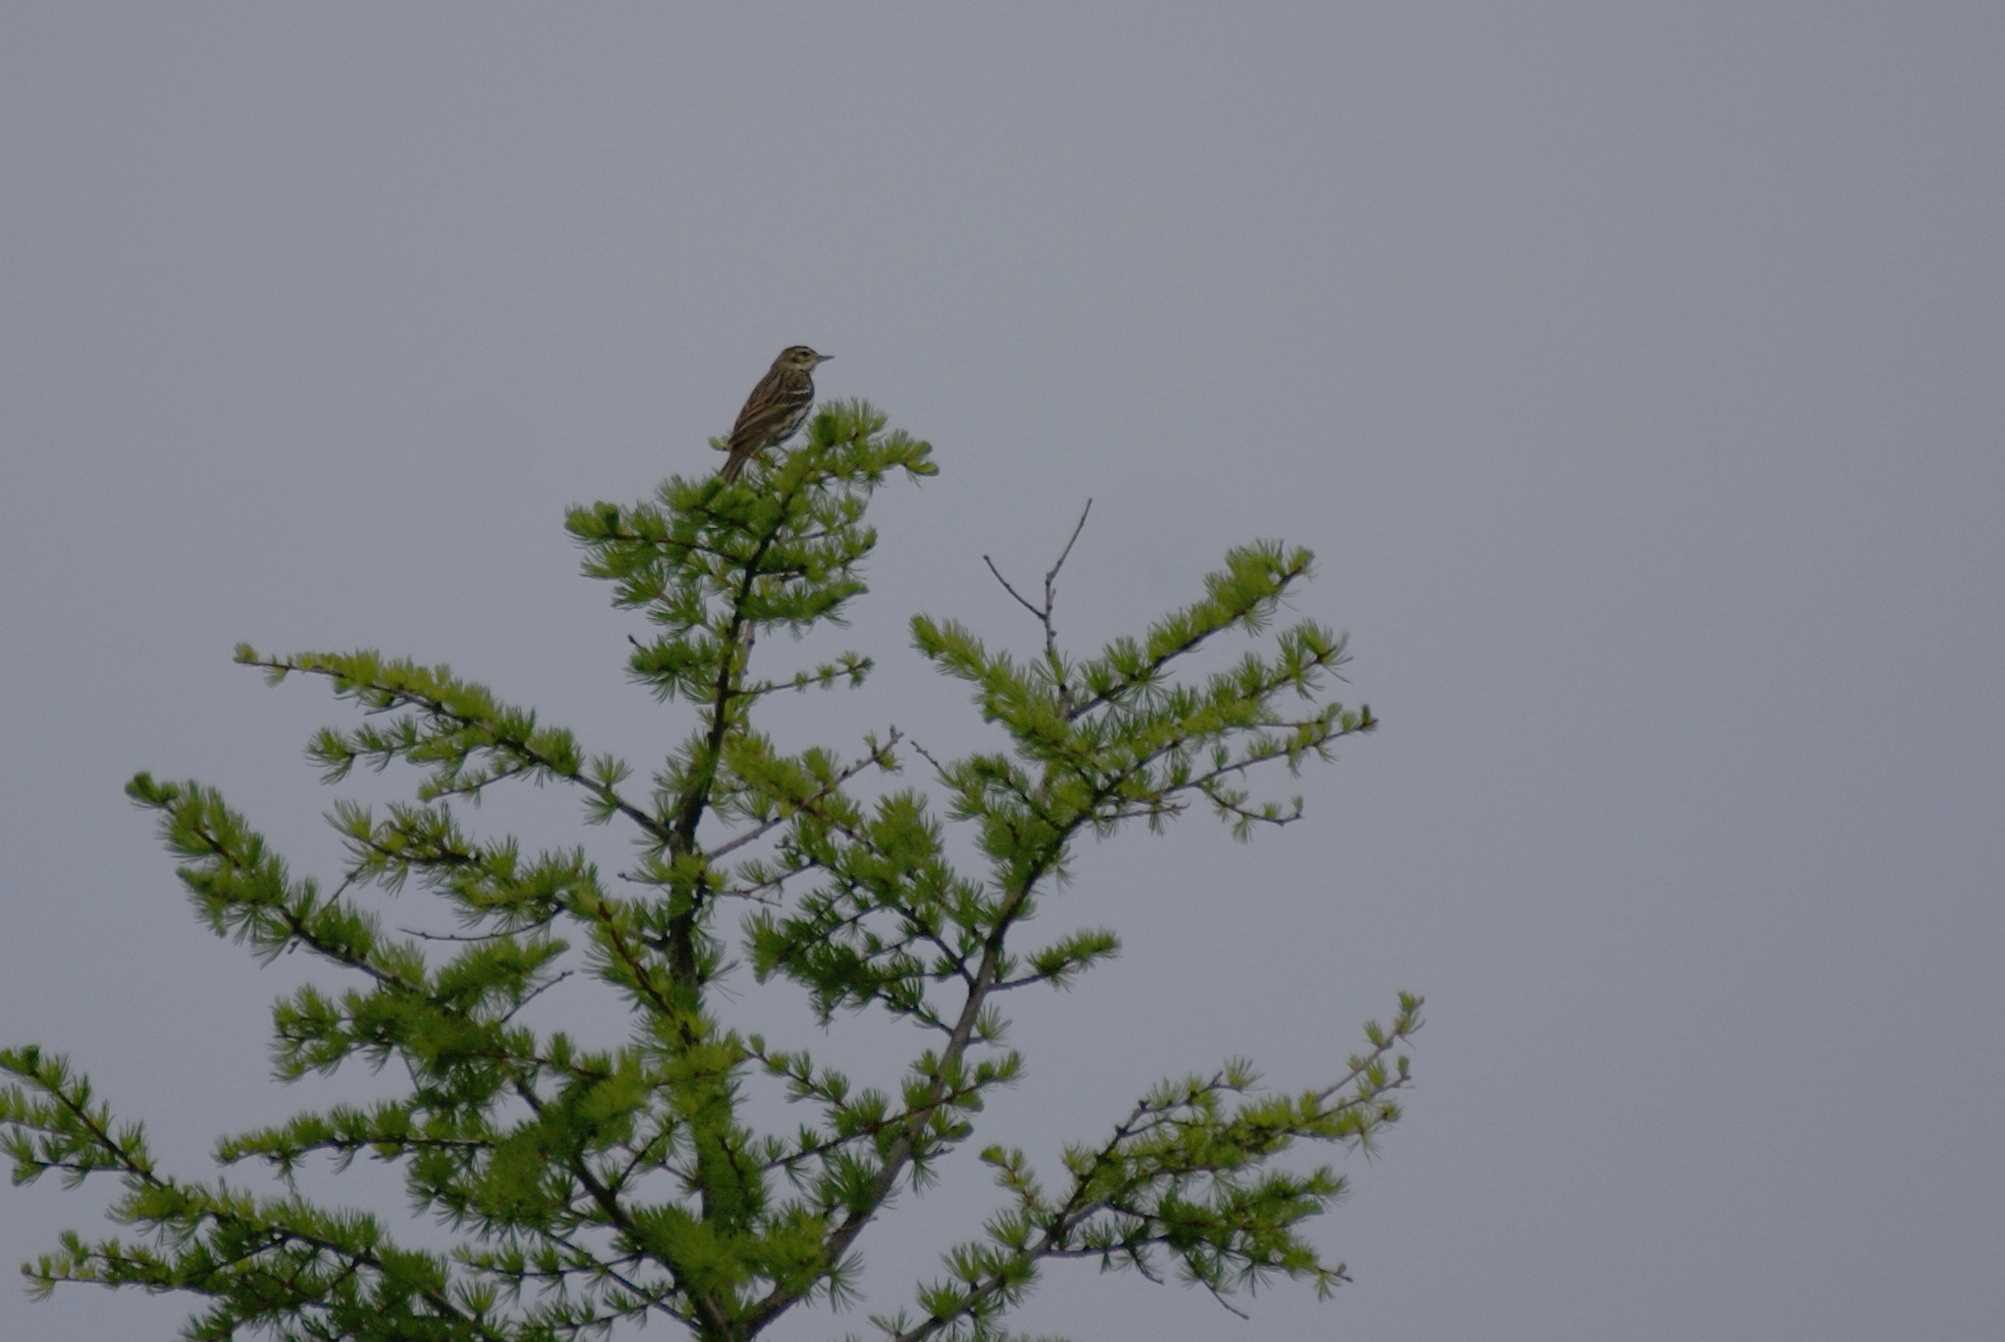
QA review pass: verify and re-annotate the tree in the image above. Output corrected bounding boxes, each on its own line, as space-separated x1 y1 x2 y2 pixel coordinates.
2 400 1419 1341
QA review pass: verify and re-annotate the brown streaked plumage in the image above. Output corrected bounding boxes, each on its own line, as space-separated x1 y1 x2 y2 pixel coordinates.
719 345 831 483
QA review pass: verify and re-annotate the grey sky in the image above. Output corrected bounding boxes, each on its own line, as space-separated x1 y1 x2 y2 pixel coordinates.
4 5 2002 1338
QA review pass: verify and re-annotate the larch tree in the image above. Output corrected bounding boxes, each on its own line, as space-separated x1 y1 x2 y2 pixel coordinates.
2 400 1420 1341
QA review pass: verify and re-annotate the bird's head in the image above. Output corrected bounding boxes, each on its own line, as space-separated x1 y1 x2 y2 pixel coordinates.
777 345 832 371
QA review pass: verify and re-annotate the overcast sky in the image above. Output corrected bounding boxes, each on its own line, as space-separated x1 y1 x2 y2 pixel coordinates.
4 5 2002 1339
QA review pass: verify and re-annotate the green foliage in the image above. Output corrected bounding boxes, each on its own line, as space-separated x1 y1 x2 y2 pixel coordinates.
3 399 1419 1341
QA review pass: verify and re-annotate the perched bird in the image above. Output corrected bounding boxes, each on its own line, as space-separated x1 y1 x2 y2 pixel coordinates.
718 345 832 483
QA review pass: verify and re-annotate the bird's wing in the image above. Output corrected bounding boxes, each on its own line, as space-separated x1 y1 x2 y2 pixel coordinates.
726 368 792 452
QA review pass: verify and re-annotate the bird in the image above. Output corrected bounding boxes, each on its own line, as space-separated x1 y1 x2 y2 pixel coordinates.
718 345 832 483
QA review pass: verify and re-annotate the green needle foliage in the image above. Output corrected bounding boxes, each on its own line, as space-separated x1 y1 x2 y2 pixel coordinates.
2 399 1420 1341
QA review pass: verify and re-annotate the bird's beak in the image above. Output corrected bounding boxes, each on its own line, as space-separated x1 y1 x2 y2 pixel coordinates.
817 354 834 364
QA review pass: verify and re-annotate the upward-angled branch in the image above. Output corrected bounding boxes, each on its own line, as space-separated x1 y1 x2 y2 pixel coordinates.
236 648 669 847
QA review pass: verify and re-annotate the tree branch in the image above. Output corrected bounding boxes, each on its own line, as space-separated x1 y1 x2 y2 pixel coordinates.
982 498 1092 711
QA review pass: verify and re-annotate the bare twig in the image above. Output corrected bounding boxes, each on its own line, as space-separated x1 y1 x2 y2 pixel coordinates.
618 863 794 908
501 970 573 1024
901 735 954 786
396 923 546 944
983 499 1093 710
1202 1278 1254 1320
712 863 815 905
1045 499 1093 616
980 556 1044 622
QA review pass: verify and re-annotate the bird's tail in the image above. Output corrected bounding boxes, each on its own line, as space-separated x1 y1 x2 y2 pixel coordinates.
718 452 745 483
